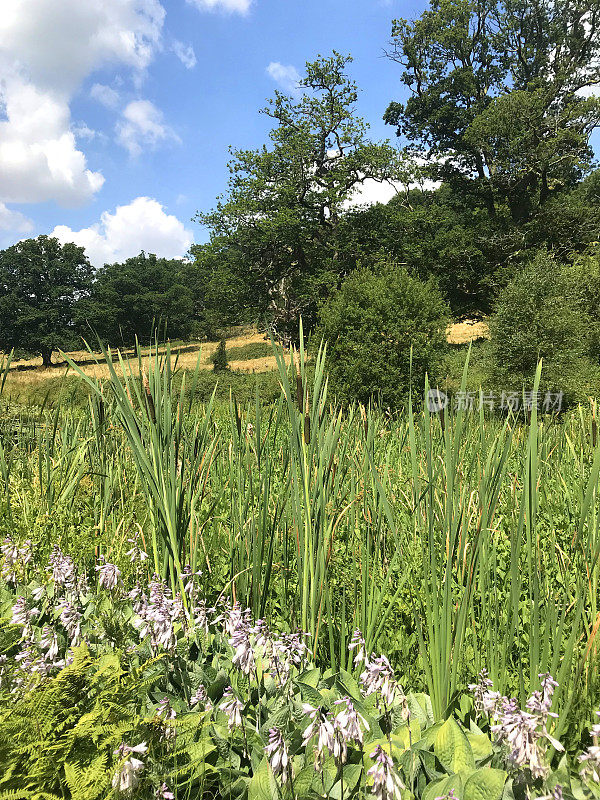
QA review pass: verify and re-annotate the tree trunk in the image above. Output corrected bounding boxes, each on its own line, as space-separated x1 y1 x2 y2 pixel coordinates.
41 349 53 367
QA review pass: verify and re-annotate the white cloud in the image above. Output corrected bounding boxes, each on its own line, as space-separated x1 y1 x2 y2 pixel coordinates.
0 0 167 208
73 122 98 140
90 83 121 108
266 62 301 94
0 81 105 206
0 202 33 233
51 196 193 266
0 0 165 95
116 100 180 157
344 174 441 210
344 179 403 208
187 0 252 13
172 40 197 70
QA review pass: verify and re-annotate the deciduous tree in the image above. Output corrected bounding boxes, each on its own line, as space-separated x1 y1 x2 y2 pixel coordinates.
0 236 92 366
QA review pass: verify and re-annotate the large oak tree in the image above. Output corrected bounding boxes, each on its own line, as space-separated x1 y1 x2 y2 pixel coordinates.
385 0 600 223
196 52 408 341
0 236 92 366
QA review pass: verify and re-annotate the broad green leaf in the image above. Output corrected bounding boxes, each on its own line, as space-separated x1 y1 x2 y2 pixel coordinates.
248 756 277 800
466 731 493 761
422 773 465 800
330 764 363 799
298 668 321 688
464 768 507 800
296 681 324 707
434 717 475 773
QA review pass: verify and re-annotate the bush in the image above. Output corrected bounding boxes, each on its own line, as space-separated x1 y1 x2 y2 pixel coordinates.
489 250 600 405
317 259 449 407
211 339 229 372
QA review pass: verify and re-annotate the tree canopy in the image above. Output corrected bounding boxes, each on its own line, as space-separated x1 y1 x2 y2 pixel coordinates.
79 252 197 346
196 52 407 341
0 236 92 365
385 0 600 223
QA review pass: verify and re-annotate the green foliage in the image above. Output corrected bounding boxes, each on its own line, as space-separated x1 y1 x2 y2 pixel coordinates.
197 52 407 341
0 644 154 798
211 339 229 371
317 259 449 406
385 0 600 223
489 250 600 402
0 236 92 366
225 341 272 361
80 252 197 346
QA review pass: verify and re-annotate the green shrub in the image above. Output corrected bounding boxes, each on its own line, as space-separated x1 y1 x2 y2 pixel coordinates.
317 259 449 407
211 339 229 372
489 250 600 404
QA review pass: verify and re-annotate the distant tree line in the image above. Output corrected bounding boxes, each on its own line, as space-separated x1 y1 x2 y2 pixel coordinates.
0 241 202 364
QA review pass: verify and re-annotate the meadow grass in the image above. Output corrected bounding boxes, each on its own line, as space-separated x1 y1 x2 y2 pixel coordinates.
1 334 599 738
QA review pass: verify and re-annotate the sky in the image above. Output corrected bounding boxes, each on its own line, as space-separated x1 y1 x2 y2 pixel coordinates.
0 0 432 266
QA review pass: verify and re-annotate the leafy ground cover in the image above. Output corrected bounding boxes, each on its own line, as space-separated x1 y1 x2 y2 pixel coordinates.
1 339 600 798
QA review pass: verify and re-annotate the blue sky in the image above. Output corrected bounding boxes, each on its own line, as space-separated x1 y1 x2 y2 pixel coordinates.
0 0 428 265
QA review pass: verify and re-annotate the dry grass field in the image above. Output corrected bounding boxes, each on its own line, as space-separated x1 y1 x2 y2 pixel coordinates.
2 321 489 393
4 329 280 388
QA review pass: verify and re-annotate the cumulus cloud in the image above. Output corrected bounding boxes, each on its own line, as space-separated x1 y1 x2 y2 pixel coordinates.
0 0 166 209
0 0 165 95
90 83 121 109
0 81 105 206
187 0 252 13
172 40 197 70
116 100 180 157
51 196 193 267
266 62 301 94
0 202 34 233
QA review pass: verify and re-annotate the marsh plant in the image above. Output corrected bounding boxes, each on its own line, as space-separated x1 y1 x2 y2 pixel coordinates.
1 336 600 795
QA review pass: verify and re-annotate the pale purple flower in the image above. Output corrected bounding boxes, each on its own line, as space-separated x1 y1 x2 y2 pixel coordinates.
192 599 213 633
1 538 31 583
112 743 148 793
480 673 563 776
527 673 559 729
156 696 177 741
220 686 243 730
264 727 290 783
190 684 211 709
40 625 59 660
157 696 176 720
182 564 202 597
57 600 82 644
349 629 368 667
32 585 46 602
126 535 148 564
302 703 336 768
132 575 183 651
229 607 255 675
48 546 76 590
11 596 39 633
468 669 494 714
491 699 548 777
96 560 121 591
367 745 404 800
579 712 600 782
360 654 398 705
155 784 174 800
334 696 369 746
